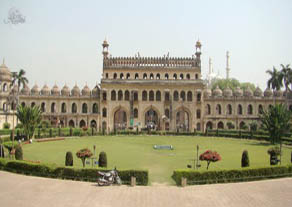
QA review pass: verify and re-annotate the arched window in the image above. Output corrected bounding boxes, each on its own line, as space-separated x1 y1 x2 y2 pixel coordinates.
156 91 161 101
31 102 35 107
216 104 222 115
125 90 130 101
269 104 273 110
126 73 130 79
72 103 77 113
111 90 116 101
61 103 66 113
227 104 232 115
79 120 86 128
180 91 185 101
156 74 160 79
143 73 147 79
197 93 201 102
142 90 147 101
120 73 124 79
149 90 154 101
113 73 117 79
206 121 213 130
258 104 263 114
3 83 7 92
217 122 224 129
187 91 192 102
174 91 179 101
186 74 190 80
240 121 246 129
51 102 56 113
82 103 88 113
92 103 98 113
102 108 107 117
2 103 7 112
165 73 169 80
180 73 184 79
102 92 107 101
21 102 26 107
173 73 177 80
41 102 45 112
238 104 243 115
206 104 211 115
105 73 108 79
69 120 75 128
134 108 138 118
150 73 154 79
165 109 170 118
133 91 138 101
165 92 170 101
135 73 139 79
195 74 198 79
196 109 201 119
248 104 253 115
197 123 201 131
118 90 123 101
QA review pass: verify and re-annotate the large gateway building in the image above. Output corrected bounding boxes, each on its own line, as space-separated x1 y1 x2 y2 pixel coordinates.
0 40 286 132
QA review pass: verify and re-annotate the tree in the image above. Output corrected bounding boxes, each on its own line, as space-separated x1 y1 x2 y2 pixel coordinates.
211 78 256 92
76 148 93 167
241 150 250 167
199 150 221 170
266 67 283 91
16 105 42 140
11 69 28 91
280 64 292 92
98 151 107 168
65 151 73 166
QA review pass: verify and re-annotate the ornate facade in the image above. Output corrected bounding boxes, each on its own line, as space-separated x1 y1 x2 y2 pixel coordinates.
0 41 287 133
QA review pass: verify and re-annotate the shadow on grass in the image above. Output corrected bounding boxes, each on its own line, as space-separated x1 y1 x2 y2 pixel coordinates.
243 142 272 147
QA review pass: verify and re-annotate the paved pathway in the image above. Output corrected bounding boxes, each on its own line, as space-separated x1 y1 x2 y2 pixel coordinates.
0 171 292 207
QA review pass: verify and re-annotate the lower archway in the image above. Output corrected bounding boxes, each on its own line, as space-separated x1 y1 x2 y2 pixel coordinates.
90 120 97 128
176 109 189 132
145 108 159 129
69 120 75 128
217 121 224 129
114 109 127 130
206 121 213 130
79 120 86 128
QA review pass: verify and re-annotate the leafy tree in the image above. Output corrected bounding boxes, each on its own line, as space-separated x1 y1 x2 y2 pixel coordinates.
240 82 256 92
11 69 28 91
280 64 292 92
241 150 250 167
76 148 93 167
211 78 256 92
199 150 221 170
16 105 42 140
266 67 283 91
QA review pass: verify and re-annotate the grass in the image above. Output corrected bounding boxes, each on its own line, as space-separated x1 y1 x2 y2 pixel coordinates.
22 135 292 185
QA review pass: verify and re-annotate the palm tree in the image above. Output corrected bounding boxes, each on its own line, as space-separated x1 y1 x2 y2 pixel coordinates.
266 67 283 91
11 69 29 91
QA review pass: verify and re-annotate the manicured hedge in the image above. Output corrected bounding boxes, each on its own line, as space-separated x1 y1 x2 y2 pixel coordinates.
0 158 148 185
172 165 292 186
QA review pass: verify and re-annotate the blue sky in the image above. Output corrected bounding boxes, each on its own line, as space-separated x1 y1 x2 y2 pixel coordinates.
0 0 292 90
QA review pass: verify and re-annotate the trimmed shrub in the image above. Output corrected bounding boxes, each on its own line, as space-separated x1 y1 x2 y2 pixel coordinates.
65 151 73 166
15 145 23 160
98 151 107 168
0 144 4 158
241 150 249 167
3 122 10 129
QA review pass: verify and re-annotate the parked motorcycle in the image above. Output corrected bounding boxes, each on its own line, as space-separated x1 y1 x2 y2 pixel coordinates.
97 168 122 186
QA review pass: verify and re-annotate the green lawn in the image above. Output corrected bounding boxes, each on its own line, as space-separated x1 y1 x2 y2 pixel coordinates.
23 135 292 185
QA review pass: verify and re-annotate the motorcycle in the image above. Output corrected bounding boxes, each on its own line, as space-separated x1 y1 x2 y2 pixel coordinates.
97 168 122 186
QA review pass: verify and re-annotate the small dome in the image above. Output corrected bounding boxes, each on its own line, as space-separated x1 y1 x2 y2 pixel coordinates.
203 88 212 98
61 84 70 96
0 61 12 82
254 87 263 97
31 84 39 95
92 85 100 97
71 84 80 96
41 84 50 96
234 87 243 97
244 87 253 97
264 88 273 97
82 85 91 96
274 89 283 97
223 87 233 97
212 86 222 97
51 84 60 96
21 84 30 95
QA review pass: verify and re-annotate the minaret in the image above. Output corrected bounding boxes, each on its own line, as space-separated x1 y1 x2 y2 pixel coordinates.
102 38 109 59
226 51 230 79
209 57 213 74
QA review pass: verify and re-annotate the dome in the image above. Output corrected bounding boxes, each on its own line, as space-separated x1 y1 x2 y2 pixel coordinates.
31 84 39 95
234 87 243 97
82 85 91 96
203 88 212 98
21 84 30 95
41 84 50 96
264 88 273 97
254 87 263 97
244 87 253 97
71 84 80 96
223 87 233 97
274 89 283 97
92 85 100 97
212 86 222 97
61 84 70 96
51 84 60 96
0 61 12 82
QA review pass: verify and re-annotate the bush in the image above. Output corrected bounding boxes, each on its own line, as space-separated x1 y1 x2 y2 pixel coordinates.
15 145 23 160
0 145 4 158
241 150 249 167
15 123 23 129
65 151 73 166
3 122 10 129
76 148 93 167
98 151 107 168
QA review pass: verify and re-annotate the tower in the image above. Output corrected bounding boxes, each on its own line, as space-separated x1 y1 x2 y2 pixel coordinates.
102 39 109 59
209 57 213 75
226 51 230 79
195 40 202 68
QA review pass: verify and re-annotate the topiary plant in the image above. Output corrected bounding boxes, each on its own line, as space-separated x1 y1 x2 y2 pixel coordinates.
0 144 5 158
65 151 73 166
98 151 107 168
241 150 250 167
199 150 221 170
15 145 23 160
76 148 93 167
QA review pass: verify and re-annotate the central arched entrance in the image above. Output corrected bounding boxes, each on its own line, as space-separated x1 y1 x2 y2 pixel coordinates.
114 109 127 130
145 109 159 130
176 109 189 132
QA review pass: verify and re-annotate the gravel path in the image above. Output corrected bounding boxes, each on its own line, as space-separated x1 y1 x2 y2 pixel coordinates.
0 171 292 207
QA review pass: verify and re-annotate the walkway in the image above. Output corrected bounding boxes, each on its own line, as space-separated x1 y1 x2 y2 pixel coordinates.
0 171 292 207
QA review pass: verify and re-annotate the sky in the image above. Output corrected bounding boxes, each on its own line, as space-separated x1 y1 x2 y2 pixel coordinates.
0 0 292 90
